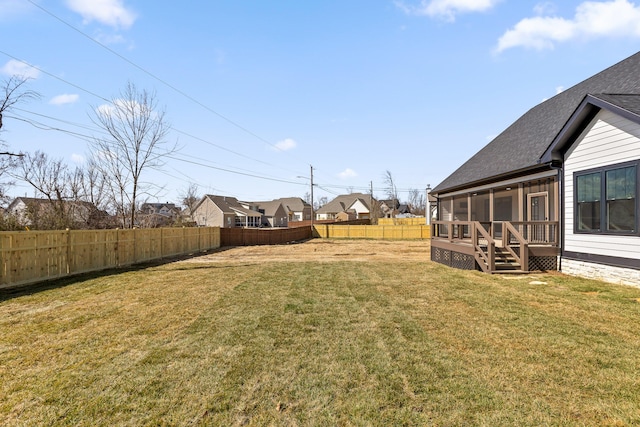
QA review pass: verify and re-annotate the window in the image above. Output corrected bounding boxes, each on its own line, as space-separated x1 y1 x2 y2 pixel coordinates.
576 172 601 231
575 162 637 234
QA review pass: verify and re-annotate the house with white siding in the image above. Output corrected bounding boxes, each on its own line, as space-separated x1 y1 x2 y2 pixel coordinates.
315 193 373 220
430 51 640 286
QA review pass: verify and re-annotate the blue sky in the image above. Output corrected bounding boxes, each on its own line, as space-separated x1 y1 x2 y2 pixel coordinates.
2 0 640 205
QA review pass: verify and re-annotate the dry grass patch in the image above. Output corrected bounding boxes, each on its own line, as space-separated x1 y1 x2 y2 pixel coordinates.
1 240 640 425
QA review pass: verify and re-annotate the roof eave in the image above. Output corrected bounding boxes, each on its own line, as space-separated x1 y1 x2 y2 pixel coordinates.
431 163 558 196
541 94 640 163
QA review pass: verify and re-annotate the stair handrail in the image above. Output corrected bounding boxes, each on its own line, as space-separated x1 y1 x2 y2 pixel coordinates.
503 221 529 272
472 221 495 273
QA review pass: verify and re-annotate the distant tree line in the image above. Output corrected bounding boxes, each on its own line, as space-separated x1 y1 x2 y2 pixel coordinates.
0 77 181 231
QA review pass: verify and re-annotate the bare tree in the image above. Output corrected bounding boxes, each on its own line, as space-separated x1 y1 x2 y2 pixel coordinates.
382 170 399 219
15 151 75 229
0 76 40 141
15 150 117 229
89 82 174 228
315 196 328 211
180 182 200 223
407 188 426 216
0 76 40 205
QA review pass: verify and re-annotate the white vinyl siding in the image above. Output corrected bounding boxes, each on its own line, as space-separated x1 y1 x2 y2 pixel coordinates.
349 200 370 219
564 110 640 258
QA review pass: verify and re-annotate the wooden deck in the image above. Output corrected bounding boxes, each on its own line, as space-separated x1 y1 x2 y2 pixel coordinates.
430 220 560 273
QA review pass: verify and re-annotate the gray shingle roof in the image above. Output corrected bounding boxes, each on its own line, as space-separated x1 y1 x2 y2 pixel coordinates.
202 195 262 217
433 51 640 194
316 193 371 214
254 200 284 216
591 93 640 116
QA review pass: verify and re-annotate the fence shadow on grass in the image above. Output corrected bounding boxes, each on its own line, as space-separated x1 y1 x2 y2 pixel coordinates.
0 249 224 302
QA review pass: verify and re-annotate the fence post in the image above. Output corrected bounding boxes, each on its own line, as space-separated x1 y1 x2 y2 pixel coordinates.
66 228 71 275
115 228 120 267
7 233 13 285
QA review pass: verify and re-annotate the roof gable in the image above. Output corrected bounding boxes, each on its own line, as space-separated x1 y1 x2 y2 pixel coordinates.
274 197 310 212
542 93 640 162
255 201 285 216
316 193 371 214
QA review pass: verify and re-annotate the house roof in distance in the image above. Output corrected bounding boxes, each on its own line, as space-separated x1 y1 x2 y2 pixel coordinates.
274 197 310 212
316 193 372 214
433 51 640 194
253 200 284 217
199 195 262 217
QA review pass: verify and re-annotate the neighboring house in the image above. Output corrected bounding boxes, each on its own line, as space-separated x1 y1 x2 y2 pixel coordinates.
380 200 414 219
138 202 181 228
192 195 262 228
275 197 312 222
5 197 108 229
252 200 288 227
316 193 373 220
430 51 640 286
398 204 411 215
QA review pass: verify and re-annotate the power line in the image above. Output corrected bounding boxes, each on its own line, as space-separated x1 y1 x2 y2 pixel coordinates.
10 110 310 188
25 0 290 154
5 82 298 177
168 154 307 186
2 61 407 198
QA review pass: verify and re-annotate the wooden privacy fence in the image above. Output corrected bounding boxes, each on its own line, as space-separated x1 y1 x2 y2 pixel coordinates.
313 225 431 240
1 227 221 289
377 217 428 226
220 226 312 246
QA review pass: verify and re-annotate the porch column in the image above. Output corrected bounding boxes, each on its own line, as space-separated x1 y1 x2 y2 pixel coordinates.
518 183 524 221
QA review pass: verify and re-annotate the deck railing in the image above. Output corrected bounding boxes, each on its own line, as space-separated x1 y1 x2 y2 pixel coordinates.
432 220 558 273
507 221 559 246
503 221 528 271
471 221 494 273
432 220 558 247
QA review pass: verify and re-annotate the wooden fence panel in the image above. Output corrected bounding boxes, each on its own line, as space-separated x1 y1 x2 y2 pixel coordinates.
220 227 312 247
161 228 182 258
377 217 427 226
69 230 118 275
1 227 221 289
117 229 136 267
314 225 430 240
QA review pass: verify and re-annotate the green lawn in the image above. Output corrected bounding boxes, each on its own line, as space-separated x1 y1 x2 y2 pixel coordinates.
1 250 640 426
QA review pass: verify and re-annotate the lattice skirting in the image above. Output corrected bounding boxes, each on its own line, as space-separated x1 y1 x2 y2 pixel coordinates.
528 256 558 272
431 247 478 270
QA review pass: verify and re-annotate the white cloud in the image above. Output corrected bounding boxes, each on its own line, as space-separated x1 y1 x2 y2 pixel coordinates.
50 94 79 106
96 98 153 119
533 2 558 16
66 0 136 29
272 138 297 151
1 59 40 79
338 168 358 179
396 0 501 21
496 0 640 53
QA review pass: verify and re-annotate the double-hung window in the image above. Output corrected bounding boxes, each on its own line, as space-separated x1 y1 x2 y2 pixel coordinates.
575 161 638 234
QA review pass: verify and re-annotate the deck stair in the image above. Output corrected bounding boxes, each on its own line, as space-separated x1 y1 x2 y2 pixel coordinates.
476 245 527 273
494 247 524 273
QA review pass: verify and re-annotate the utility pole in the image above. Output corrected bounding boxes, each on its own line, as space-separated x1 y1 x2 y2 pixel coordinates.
310 165 314 228
426 184 432 225
370 181 374 224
